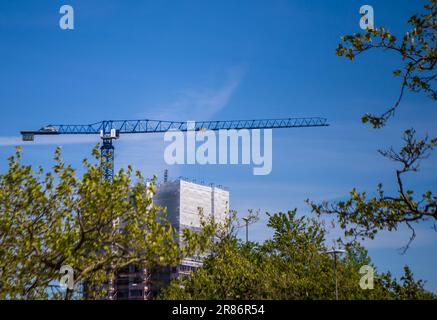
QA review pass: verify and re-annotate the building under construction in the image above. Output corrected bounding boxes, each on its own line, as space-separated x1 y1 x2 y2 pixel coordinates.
114 177 230 300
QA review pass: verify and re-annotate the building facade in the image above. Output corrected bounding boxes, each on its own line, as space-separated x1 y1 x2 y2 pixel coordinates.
114 178 229 300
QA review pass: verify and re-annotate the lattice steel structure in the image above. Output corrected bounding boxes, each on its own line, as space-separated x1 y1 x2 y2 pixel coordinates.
21 117 329 180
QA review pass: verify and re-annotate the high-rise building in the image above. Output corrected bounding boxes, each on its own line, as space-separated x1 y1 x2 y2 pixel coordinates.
154 179 229 234
114 178 229 300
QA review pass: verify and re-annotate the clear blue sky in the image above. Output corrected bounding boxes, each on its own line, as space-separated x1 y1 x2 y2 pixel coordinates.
1 0 436 290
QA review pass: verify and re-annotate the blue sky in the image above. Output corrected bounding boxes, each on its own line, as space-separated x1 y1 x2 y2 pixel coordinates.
1 0 436 290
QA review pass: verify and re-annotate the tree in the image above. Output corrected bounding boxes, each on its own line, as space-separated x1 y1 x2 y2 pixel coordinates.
0 146 216 299
337 0 436 128
159 210 434 300
308 0 436 250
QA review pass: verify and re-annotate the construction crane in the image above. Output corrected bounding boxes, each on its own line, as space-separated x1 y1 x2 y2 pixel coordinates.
20 117 329 180
20 116 329 300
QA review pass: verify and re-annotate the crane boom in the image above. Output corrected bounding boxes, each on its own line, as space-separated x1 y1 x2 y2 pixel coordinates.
20 117 329 179
21 117 328 136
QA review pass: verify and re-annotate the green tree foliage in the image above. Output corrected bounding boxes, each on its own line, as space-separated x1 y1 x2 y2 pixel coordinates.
393 266 435 299
0 146 216 299
160 211 435 300
337 0 436 128
308 0 436 250
307 129 436 250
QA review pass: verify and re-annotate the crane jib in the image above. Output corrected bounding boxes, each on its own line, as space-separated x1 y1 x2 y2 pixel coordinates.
20 117 329 180
20 117 329 138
